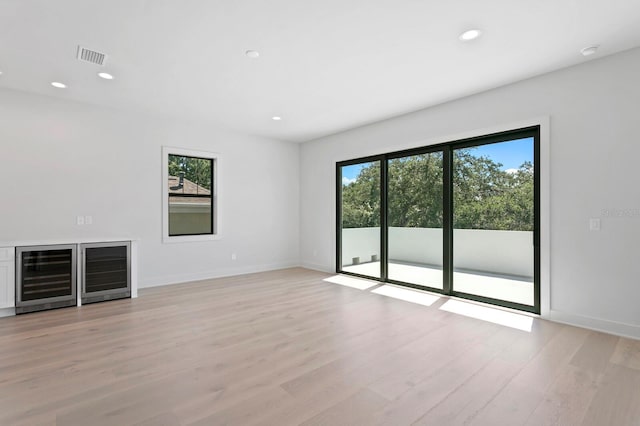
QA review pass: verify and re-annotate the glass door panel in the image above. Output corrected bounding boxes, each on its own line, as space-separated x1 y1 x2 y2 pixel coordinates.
339 161 381 279
387 152 444 289
452 137 535 307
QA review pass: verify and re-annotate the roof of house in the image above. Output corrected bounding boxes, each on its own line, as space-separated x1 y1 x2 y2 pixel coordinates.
168 176 211 196
169 176 211 205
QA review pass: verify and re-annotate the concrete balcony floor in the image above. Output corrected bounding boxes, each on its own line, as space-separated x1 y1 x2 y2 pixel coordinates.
342 261 533 306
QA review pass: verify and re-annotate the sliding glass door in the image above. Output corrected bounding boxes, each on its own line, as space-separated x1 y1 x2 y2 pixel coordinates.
336 126 539 313
452 137 536 308
387 151 444 289
338 159 382 279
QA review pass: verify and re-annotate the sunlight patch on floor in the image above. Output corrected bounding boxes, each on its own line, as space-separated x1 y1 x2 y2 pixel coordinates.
371 284 440 307
343 261 533 306
439 299 533 332
323 275 379 290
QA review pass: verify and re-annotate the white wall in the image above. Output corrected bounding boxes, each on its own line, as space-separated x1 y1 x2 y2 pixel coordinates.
342 228 532 277
300 48 640 338
341 227 381 265
0 88 300 288
452 230 533 278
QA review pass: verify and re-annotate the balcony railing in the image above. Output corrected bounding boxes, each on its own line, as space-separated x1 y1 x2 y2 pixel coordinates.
341 227 534 306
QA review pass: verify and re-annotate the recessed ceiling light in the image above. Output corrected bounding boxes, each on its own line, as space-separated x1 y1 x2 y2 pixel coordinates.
245 50 260 59
98 72 114 80
51 82 67 89
459 29 482 41
581 45 599 56
272 116 282 121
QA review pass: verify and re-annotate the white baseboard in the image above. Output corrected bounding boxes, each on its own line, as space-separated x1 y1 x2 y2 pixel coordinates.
139 260 302 289
0 307 16 318
299 261 333 274
547 309 640 340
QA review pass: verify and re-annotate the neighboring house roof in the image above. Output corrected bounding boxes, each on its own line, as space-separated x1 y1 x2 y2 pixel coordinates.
168 176 211 195
169 176 211 205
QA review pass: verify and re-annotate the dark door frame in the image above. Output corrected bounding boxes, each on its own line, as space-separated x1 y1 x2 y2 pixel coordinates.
336 125 541 314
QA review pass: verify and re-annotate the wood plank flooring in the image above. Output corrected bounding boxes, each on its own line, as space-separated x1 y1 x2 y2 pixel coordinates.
0 267 639 425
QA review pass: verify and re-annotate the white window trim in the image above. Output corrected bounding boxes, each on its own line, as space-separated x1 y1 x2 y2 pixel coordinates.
162 146 221 243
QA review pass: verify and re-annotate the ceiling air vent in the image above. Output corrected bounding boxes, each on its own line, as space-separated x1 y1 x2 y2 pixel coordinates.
76 46 107 66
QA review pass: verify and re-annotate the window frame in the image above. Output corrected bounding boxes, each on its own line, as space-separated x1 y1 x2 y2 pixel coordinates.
162 146 220 243
336 125 541 314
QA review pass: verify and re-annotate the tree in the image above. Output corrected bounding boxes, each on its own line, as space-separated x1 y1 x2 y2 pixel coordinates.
341 151 533 231
342 162 381 228
388 153 443 228
168 155 212 191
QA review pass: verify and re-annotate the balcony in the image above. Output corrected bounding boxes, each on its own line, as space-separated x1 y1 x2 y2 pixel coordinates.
341 227 534 306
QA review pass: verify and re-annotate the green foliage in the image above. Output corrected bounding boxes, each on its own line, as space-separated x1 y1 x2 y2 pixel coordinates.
341 150 533 231
341 162 381 228
169 155 212 190
453 150 533 230
388 153 443 228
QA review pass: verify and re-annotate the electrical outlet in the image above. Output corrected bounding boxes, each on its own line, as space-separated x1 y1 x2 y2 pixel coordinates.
85 215 93 225
589 218 601 231
231 253 237 260
76 216 85 225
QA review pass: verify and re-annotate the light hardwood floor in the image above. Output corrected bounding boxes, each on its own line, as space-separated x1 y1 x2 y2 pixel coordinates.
1 268 639 425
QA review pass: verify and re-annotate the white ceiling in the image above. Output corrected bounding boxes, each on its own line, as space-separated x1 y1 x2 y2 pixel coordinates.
1 0 639 142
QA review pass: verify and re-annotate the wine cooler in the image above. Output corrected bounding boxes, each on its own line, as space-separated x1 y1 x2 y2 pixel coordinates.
15 245 77 314
81 241 131 304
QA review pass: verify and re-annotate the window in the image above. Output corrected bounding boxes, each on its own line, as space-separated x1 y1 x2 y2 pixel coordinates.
338 159 382 279
336 126 540 314
162 147 218 242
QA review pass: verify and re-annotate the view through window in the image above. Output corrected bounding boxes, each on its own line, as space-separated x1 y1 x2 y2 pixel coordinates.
337 127 539 313
453 138 535 306
167 154 214 237
340 160 381 279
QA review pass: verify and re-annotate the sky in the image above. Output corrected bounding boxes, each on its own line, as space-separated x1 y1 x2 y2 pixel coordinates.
472 137 533 172
342 137 533 184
